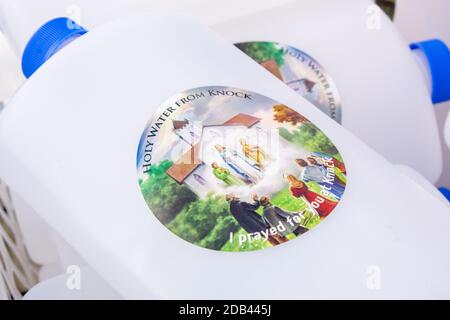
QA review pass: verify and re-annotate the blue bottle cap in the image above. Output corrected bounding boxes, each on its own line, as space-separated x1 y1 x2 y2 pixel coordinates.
410 39 450 104
439 187 450 202
22 17 88 78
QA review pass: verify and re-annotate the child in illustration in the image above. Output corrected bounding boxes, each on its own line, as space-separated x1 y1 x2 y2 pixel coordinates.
308 152 347 185
215 144 257 184
258 195 309 237
225 194 287 246
211 162 243 186
310 152 346 174
286 174 337 218
295 158 344 200
306 156 346 185
240 138 266 170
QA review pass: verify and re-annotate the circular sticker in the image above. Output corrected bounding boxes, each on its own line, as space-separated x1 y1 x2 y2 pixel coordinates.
137 86 346 252
235 42 342 123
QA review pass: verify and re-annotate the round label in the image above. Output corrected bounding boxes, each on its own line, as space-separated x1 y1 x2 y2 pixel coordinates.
235 42 342 123
137 86 346 252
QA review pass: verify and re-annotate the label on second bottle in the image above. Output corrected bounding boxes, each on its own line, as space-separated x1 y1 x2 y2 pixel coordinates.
235 41 342 123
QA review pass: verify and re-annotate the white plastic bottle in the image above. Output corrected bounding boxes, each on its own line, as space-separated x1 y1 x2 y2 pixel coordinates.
0 0 298 279
0 0 292 54
212 0 446 183
0 13 449 300
0 1 445 184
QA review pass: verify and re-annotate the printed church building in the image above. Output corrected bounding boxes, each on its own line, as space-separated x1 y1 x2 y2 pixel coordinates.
165 113 263 197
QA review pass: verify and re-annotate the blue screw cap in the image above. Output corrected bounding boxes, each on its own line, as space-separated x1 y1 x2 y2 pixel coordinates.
410 39 450 104
21 17 87 78
439 187 450 202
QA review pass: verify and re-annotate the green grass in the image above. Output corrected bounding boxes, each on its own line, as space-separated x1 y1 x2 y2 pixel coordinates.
220 182 332 251
266 184 322 230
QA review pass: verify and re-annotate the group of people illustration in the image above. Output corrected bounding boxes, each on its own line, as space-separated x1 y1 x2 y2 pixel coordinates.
207 135 346 245
286 152 346 218
295 152 346 200
225 193 309 246
286 174 337 218
223 151 346 245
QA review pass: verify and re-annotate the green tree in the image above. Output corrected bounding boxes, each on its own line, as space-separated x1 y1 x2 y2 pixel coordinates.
278 127 294 142
139 160 197 224
235 42 285 66
198 216 240 250
278 123 338 155
167 195 235 245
